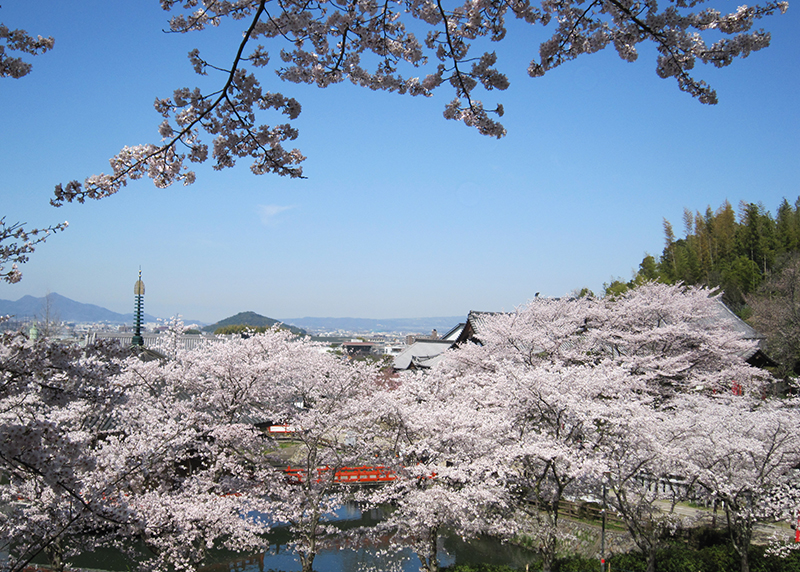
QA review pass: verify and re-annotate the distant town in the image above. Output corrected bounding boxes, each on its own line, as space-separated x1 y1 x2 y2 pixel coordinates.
0 292 465 364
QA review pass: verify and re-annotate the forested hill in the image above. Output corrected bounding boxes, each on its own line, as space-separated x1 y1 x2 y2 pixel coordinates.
611 197 800 376
611 197 800 311
202 312 307 336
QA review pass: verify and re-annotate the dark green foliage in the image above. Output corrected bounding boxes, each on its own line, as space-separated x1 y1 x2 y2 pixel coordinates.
444 543 800 572
202 311 306 336
607 552 648 572
618 198 800 313
687 527 730 550
553 555 606 571
576 545 800 572
442 564 523 572
652 544 708 572
697 544 738 572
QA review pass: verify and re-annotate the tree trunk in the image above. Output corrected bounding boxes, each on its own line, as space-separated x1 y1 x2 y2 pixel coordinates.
416 526 439 572
541 550 555 572
540 525 557 572
712 499 717 528
299 548 316 572
740 548 750 572
45 536 65 572
646 546 656 572
725 505 752 572
299 522 318 572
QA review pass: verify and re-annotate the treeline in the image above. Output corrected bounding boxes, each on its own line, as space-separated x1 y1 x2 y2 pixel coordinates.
609 197 800 310
446 542 800 572
607 197 800 375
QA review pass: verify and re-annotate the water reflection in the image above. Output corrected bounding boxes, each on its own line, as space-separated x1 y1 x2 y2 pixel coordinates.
202 503 439 572
68 503 534 572
201 545 434 572
202 535 535 572
201 504 535 572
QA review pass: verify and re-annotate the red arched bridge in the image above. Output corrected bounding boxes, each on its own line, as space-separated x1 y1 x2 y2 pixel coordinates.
284 465 398 485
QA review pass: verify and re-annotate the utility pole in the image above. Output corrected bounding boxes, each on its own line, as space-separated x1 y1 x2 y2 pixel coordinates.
601 472 609 572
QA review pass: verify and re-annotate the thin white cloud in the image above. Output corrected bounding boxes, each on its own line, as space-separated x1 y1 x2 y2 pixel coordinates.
257 204 296 225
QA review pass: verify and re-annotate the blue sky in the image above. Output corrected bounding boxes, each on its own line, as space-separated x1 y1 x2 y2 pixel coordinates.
1 1 798 324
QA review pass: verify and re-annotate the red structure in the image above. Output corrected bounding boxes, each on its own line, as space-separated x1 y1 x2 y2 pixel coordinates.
285 465 397 484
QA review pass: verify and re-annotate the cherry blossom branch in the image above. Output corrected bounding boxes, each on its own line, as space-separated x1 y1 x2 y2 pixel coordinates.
6 511 85 572
0 23 54 78
606 0 719 103
28 0 788 201
0 218 68 284
52 0 304 206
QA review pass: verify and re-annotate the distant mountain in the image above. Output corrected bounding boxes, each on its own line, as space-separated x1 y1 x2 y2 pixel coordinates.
0 293 462 335
280 316 464 335
0 293 158 324
203 311 307 336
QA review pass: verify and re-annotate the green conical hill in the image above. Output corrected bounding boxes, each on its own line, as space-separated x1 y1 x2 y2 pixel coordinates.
202 311 306 336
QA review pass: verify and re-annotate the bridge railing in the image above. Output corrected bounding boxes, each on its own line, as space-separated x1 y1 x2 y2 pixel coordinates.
285 465 398 485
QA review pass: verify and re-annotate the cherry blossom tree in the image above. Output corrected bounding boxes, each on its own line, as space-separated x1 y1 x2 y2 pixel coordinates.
496 363 607 572
439 298 619 572
436 283 777 572
592 283 771 398
115 327 382 572
261 343 380 572
0 318 384 572
675 394 800 572
0 330 128 571
0 329 250 572
362 366 511 572
101 355 273 571
600 404 698 572
22 0 785 205
366 284 798 571
589 284 789 572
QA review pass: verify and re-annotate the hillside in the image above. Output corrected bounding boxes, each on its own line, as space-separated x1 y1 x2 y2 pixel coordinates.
202 311 307 336
0 293 158 324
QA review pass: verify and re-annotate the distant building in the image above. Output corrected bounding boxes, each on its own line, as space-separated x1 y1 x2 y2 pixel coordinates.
84 332 216 353
392 339 453 371
393 323 465 371
341 341 375 357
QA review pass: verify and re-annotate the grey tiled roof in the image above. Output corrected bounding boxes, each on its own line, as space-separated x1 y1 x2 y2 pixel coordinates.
393 339 454 370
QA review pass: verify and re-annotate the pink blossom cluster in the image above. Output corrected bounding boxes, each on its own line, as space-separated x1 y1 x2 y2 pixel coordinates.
0 23 54 79
30 0 785 203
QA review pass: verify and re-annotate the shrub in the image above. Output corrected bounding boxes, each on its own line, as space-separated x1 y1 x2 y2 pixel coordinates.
694 544 737 572
608 552 647 572
442 564 522 572
554 555 603 571
749 545 800 572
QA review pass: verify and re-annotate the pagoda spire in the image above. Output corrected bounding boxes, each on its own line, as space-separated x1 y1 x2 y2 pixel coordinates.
132 269 145 347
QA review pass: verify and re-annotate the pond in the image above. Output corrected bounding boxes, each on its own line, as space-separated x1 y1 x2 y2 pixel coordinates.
198 532 536 572
199 504 537 572
68 503 537 572
197 537 535 572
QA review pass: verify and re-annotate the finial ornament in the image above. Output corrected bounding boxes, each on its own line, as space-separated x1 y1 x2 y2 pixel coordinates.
132 269 145 347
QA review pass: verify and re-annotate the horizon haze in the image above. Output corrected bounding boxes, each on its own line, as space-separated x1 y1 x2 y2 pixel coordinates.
1 2 798 323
